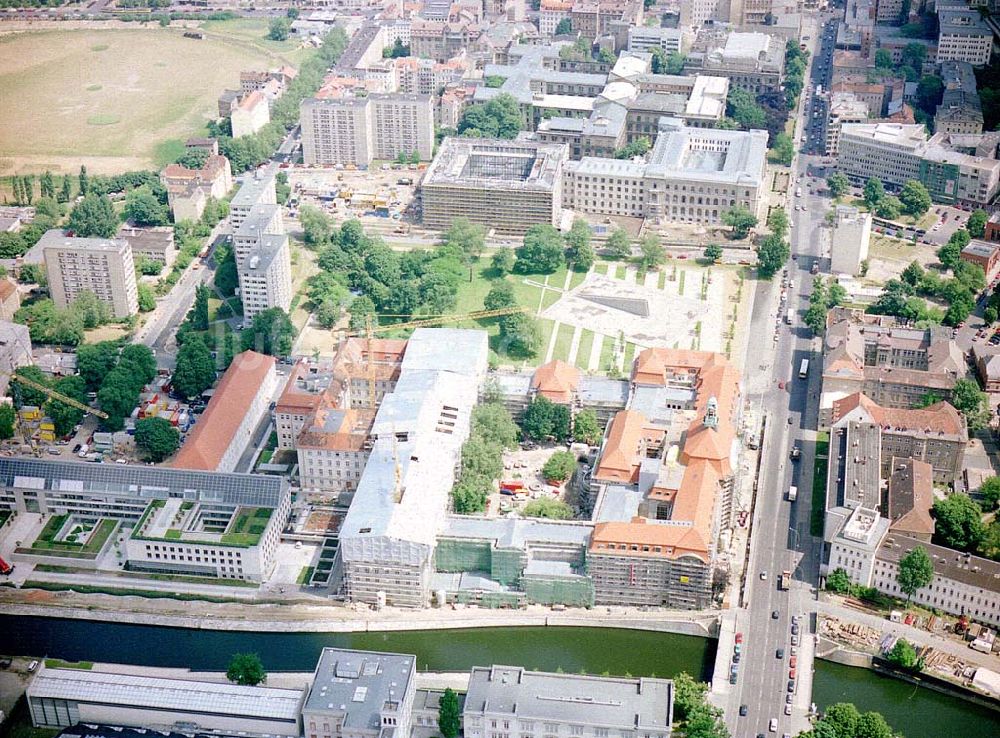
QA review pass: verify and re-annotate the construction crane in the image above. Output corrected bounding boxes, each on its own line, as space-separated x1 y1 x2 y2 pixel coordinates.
4 371 108 420
343 307 528 409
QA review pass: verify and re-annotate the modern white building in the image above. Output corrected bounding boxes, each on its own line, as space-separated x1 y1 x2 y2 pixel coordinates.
628 26 683 53
837 122 925 188
463 666 674 738
825 504 890 585
338 328 489 608
39 231 138 319
302 649 416 738
825 92 869 156
937 8 992 67
830 205 871 276
27 666 303 736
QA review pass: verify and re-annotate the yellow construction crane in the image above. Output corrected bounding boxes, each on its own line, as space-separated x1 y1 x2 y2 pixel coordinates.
343 307 528 408
5 371 109 420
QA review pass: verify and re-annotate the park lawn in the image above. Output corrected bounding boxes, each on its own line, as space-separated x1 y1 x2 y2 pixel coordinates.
599 335 617 373
575 330 595 370
623 342 638 370
544 265 571 290
200 17 311 64
551 323 575 362
614 264 627 280
0 27 294 176
567 268 588 290
207 297 224 322
658 270 668 290
534 318 557 364
678 270 687 295
297 566 315 585
593 262 610 276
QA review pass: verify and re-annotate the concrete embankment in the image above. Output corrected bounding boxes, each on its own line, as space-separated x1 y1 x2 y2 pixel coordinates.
0 601 720 637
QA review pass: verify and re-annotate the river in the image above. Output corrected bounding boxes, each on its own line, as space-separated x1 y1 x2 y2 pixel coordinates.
1 616 996 738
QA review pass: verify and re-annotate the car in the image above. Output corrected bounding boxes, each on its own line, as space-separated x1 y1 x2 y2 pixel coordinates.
769 718 778 733
46 447 60 455
791 634 800 646
787 679 796 693
28 660 39 672
789 668 797 679
790 446 801 460
790 646 798 656
729 671 738 684
790 655 798 668
740 705 749 716
736 632 744 644
786 693 794 705
791 623 800 635
787 416 793 424
785 704 793 716
72 444 82 453
733 651 741 663
776 648 784 659
734 644 742 654
772 609 780 619
760 570 768 580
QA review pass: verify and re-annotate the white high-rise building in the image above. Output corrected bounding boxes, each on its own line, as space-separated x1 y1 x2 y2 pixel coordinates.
39 231 138 318
830 205 872 277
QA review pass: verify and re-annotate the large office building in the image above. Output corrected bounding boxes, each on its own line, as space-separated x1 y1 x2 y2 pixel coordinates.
38 231 138 318
300 86 434 167
27 666 303 736
1 458 290 583
628 26 683 53
685 30 785 94
562 117 769 226
464 666 673 738
172 351 278 474
937 8 992 67
421 138 567 235
338 328 489 607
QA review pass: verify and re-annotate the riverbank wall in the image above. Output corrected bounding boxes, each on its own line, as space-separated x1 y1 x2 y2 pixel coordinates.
815 636 1000 713
0 602 719 638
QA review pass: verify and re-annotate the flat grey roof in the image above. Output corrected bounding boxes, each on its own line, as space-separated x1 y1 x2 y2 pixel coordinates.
464 666 673 729
28 668 303 722
231 171 276 210
304 648 414 728
36 229 126 254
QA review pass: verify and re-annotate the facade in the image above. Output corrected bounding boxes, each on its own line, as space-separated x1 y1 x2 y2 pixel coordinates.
873 533 1000 627
117 225 176 267
338 329 489 607
160 155 232 221
829 205 871 276
297 401 375 498
628 26 683 53
960 240 1000 280
0 320 32 394
300 89 434 167
238 233 293 321
463 666 673 738
937 8 992 67
27 666 303 736
686 30 785 94
39 231 138 318
229 171 277 232
825 92 869 156
826 504 890 585
273 360 338 449
231 90 271 138
935 61 984 136
172 351 278 473
837 122 925 188
302 648 416 738
562 117 769 226
821 308 964 417
539 0 573 35
0 278 21 321
421 138 567 235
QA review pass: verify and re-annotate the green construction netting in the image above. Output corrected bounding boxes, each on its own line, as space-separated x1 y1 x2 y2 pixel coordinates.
523 575 595 608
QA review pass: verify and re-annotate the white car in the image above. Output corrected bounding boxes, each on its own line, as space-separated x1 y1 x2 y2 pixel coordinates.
760 571 768 580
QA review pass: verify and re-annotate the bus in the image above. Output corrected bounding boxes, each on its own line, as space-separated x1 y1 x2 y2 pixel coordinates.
787 486 798 502
799 359 809 379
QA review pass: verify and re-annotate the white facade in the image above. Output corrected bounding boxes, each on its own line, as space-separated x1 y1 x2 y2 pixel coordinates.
830 205 871 276
824 506 889 585
825 92 869 156
628 26 683 53
231 92 271 138
40 231 138 318
837 123 925 187
937 9 992 66
229 172 277 232
238 234 293 322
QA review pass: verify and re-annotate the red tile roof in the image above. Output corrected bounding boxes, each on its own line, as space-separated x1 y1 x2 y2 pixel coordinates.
531 360 581 404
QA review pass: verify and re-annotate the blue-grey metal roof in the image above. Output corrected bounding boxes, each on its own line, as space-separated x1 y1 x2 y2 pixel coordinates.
305 649 415 728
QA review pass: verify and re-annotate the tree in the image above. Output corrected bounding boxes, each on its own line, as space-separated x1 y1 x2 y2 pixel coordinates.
451 474 490 513
0 404 15 440
97 368 142 431
215 246 239 297
886 638 919 670
40 171 55 200
896 546 934 603
226 653 266 686
76 341 120 391
726 87 766 129
639 233 666 271
827 172 850 199
123 188 168 226
515 225 565 274
172 337 217 398
59 175 72 204
72 290 111 330
901 260 924 286
191 285 210 331
137 283 156 312
242 308 295 356
300 205 333 246
937 241 962 271
484 280 517 312
523 497 573 519
767 208 789 238
135 416 180 461
757 234 789 279
45 375 87 438
348 295 376 332
573 408 602 444
825 567 853 594
769 132 795 166
874 48 893 69
875 195 902 220
704 243 723 262
67 194 118 238
438 687 461 738
268 17 290 41
119 344 157 387
978 476 1000 512
175 148 209 170
823 703 861 738
564 218 594 272
472 402 520 449
522 396 571 441
863 178 885 208
542 450 577 482
554 18 573 35
672 672 709 722
457 93 522 139
722 206 757 239
614 137 652 160
899 180 931 217
461 435 503 479
915 75 944 116
855 711 895 738
9 365 51 408
443 217 486 278
605 227 632 259
491 248 515 277
950 377 988 430
78 165 89 196
932 493 985 553
967 209 988 238
498 312 541 357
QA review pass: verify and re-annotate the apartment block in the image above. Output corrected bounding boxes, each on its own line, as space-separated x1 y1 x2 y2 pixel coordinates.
39 231 138 318
238 233 293 322
937 8 992 66
273 360 338 449
297 402 375 498
160 154 233 222
116 225 176 267
829 205 871 276
935 61 984 135
232 202 283 264
464 666 673 738
300 89 434 167
172 351 278 474
421 138 567 235
228 170 276 232
539 0 573 34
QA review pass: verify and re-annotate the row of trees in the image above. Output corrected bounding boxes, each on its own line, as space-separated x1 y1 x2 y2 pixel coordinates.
803 276 847 334
452 401 521 513
800 702 902 738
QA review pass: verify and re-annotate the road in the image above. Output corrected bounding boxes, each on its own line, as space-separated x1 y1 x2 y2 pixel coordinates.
720 13 831 737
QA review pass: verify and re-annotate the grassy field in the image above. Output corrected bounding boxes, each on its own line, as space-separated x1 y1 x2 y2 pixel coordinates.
0 24 302 177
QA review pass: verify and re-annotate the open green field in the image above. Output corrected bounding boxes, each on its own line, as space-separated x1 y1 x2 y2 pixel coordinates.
0 24 302 177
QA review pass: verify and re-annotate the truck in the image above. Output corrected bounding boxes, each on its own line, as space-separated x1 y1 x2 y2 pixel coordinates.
0 556 12 575
799 359 809 379
779 571 791 590
788 485 798 502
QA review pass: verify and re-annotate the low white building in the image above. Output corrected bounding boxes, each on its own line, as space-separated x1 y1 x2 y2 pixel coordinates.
628 26 683 54
231 90 271 138
830 205 871 276
825 505 890 586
